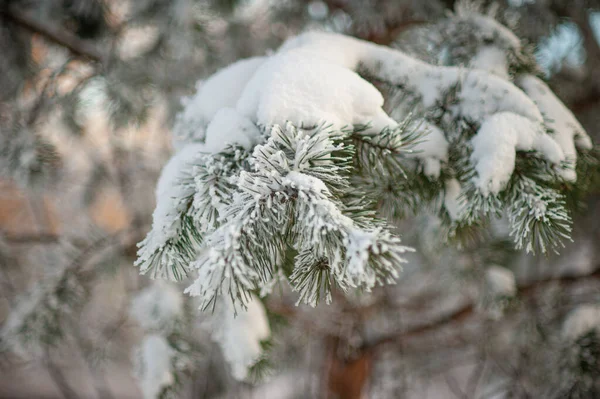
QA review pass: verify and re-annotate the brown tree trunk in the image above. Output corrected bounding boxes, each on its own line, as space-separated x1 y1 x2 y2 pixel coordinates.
324 337 374 399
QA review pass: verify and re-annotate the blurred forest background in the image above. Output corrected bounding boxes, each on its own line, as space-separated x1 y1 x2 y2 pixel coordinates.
1 0 600 398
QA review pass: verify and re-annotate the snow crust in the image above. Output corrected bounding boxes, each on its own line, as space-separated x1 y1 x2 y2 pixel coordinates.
277 31 566 193
434 12 592 185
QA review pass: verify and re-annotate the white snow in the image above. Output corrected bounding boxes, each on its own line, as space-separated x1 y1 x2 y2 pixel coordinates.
134 334 175 399
469 46 509 80
536 22 585 76
516 74 592 181
470 112 563 195
485 266 516 297
212 295 271 380
172 57 265 148
408 120 448 179
274 31 567 193
135 143 207 278
444 178 465 220
345 229 379 288
130 281 183 331
562 304 600 340
169 30 582 203
284 170 332 198
237 49 397 132
204 108 261 152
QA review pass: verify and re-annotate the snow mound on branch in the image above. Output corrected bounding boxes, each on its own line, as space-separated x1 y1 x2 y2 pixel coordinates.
172 57 265 148
204 108 260 153
276 31 566 192
237 49 397 132
407 120 448 178
212 295 271 380
469 46 510 79
452 2 523 47
171 31 581 197
471 112 563 195
516 74 593 181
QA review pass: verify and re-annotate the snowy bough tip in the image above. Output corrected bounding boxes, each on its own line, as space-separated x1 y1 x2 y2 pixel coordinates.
136 27 593 311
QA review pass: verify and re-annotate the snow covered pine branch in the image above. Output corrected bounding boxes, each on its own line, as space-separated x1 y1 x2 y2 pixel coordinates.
135 15 593 379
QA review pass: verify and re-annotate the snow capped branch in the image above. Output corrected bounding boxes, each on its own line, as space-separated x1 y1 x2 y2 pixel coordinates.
137 17 593 357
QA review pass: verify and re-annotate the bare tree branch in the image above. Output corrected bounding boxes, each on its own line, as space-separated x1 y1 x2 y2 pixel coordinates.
2 232 60 244
367 267 600 350
3 7 104 62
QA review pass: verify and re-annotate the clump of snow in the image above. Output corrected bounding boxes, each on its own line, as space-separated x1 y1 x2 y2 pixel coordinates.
172 57 265 148
408 120 448 179
516 74 592 181
204 108 260 153
237 49 397 132
130 281 183 331
471 112 563 195
345 229 381 288
469 46 509 79
444 178 465 220
163 30 586 231
485 265 516 297
276 31 568 194
536 22 585 76
133 334 175 399
211 295 271 380
562 304 600 341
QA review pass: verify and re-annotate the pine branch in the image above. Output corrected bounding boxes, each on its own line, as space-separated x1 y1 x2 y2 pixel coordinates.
181 123 412 310
506 175 572 255
136 146 250 281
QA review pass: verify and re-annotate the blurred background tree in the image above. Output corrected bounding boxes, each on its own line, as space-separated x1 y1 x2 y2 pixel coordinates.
0 0 599 398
